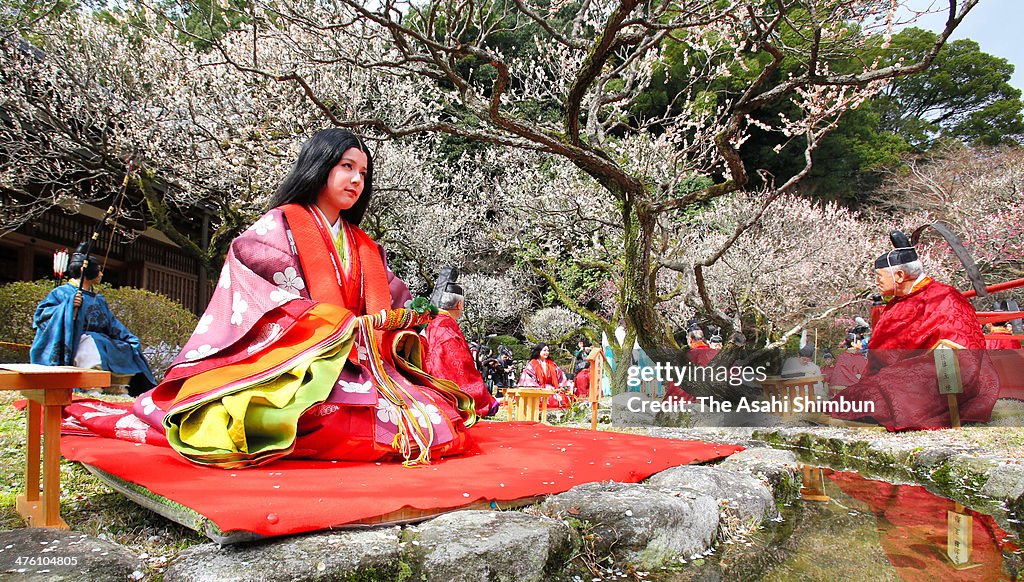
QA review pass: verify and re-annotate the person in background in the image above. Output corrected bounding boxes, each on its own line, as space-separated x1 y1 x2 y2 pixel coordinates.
780 345 822 379
572 338 591 378
422 281 499 417
519 343 573 409
830 230 998 430
985 300 1022 350
30 241 157 396
686 326 717 366
820 350 837 383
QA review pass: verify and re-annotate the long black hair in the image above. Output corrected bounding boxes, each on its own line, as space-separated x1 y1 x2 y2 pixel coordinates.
530 343 551 360
267 129 374 225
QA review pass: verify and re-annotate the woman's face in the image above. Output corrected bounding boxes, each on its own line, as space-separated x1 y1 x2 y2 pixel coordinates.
316 147 368 220
540 346 550 360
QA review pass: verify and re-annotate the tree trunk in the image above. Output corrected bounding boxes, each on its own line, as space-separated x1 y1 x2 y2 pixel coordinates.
621 198 676 352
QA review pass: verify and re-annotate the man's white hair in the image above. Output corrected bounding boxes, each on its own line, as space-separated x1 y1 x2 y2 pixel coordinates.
439 290 465 311
876 259 925 276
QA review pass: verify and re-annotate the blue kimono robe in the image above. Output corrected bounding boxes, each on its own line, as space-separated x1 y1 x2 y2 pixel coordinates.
30 283 157 388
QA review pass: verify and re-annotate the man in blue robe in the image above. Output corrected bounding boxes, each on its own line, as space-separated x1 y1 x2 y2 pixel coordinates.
30 243 156 395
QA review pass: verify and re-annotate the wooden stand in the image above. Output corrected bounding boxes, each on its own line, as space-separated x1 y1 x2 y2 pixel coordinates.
799 465 831 502
0 364 110 528
760 375 825 418
505 387 551 423
586 347 606 431
933 342 964 429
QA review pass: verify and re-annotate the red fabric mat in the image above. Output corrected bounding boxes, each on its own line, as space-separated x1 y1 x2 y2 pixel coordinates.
62 422 741 537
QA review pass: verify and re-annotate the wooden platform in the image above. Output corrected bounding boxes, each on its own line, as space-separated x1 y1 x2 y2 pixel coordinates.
1 364 110 528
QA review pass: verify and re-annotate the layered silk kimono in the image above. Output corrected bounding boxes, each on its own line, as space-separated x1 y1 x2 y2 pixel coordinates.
135 204 475 468
518 359 573 409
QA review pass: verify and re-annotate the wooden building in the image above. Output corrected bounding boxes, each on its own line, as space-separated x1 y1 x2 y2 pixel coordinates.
0 202 212 314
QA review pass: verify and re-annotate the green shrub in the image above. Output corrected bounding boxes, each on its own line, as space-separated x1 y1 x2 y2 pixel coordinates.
491 335 532 361
0 281 197 380
101 287 198 380
0 281 51 347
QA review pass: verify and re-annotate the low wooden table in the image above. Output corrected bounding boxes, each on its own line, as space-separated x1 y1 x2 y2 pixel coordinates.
505 387 551 423
760 375 826 418
0 364 110 528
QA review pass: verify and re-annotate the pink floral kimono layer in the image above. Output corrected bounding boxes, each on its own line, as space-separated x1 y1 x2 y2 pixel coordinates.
134 204 475 468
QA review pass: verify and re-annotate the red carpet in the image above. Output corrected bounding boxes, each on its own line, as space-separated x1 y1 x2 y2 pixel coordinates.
62 422 741 538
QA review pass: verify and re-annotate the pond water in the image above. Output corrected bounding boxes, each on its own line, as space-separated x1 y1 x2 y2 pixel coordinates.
665 469 1022 581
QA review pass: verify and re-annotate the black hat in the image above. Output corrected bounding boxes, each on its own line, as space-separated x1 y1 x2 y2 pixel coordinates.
709 334 723 343
822 350 835 359
798 345 814 358
874 230 919 269
68 241 100 280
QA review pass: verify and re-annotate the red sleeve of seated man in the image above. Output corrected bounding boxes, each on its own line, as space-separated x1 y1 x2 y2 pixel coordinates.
422 313 497 417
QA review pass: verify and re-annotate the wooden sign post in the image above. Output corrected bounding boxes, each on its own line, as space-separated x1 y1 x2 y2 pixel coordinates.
933 343 964 429
586 347 606 431
799 465 831 502
946 503 982 569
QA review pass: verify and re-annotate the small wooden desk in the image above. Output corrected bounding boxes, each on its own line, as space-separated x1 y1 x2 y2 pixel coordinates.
760 375 825 418
0 364 110 528
505 387 551 423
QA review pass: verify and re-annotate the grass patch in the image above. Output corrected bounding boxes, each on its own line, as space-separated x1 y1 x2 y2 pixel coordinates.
0 391 205 578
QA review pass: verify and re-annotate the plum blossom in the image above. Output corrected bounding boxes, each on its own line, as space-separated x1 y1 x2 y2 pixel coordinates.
185 344 214 361
231 292 248 326
218 264 231 289
114 415 150 443
273 267 305 294
140 395 158 416
340 380 373 394
79 401 126 420
375 397 399 425
250 215 276 236
410 403 443 428
194 314 213 335
269 288 299 305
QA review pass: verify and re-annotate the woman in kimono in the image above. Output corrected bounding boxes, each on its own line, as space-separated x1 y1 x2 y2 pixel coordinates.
135 129 475 468
517 343 573 409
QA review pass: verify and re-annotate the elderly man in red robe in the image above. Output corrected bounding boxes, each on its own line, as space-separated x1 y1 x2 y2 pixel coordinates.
421 281 499 417
830 231 998 430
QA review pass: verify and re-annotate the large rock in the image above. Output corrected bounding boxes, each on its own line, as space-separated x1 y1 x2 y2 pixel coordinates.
611 392 659 426
0 529 139 581
648 464 777 526
404 510 574 582
540 481 719 568
717 447 801 505
163 527 402 582
981 462 1024 511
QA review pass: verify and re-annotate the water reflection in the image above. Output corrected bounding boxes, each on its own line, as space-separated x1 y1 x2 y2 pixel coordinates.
672 469 1021 581
826 470 1020 581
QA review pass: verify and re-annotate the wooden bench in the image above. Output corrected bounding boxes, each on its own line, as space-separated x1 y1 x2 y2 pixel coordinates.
0 364 109 528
